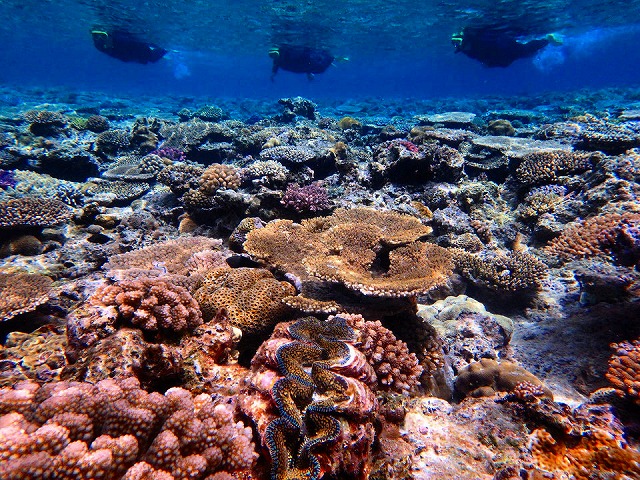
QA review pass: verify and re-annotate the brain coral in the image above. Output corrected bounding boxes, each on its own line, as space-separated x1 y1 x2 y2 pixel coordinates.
0 272 54 322
193 267 296 334
0 197 72 229
0 377 258 478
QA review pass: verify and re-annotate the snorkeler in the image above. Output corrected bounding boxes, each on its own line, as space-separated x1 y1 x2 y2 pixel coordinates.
269 45 347 80
451 27 561 67
91 29 168 64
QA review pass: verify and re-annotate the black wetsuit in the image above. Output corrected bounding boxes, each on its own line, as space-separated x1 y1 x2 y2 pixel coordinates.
455 29 549 67
92 31 167 64
272 45 334 76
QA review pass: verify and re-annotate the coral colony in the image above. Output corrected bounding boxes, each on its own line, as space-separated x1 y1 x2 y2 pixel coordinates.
0 93 639 479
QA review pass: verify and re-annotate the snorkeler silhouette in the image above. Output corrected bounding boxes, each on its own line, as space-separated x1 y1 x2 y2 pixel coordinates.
451 27 561 67
91 29 168 64
269 45 348 80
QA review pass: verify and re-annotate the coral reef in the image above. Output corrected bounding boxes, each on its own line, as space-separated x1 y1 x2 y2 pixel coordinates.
0 272 54 322
0 197 72 229
193 267 296 334
515 150 599 185
280 182 331 214
606 339 640 405
0 377 259 479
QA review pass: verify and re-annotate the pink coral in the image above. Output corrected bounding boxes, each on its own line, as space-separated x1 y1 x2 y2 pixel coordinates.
0 377 258 479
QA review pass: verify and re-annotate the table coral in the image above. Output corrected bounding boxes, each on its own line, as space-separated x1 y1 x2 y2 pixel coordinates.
0 377 258 479
193 267 296 334
0 272 54 322
0 197 71 229
244 207 451 310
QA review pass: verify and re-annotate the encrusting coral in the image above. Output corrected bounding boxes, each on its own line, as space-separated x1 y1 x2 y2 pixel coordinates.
0 272 54 322
0 377 258 479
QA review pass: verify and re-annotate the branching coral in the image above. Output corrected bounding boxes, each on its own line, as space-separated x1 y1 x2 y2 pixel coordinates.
91 279 203 334
281 182 331 213
336 313 422 395
193 267 295 334
605 339 640 405
544 212 640 265
453 249 548 292
0 197 72 229
515 150 598 185
0 272 54 322
0 377 258 478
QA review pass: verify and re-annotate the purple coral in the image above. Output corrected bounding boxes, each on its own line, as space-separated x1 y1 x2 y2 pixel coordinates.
0 169 17 189
151 147 187 163
281 182 331 213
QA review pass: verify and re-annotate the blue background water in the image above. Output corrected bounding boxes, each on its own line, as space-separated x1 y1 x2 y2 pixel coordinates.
1 0 639 100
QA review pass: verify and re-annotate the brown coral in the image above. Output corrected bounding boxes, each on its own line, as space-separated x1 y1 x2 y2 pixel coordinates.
104 236 223 280
544 212 640 264
0 272 54 322
0 377 259 479
454 358 553 399
515 150 598 185
244 208 450 305
606 339 640 405
0 197 72 229
453 249 548 292
199 164 241 194
337 313 423 395
90 279 203 334
193 267 295 334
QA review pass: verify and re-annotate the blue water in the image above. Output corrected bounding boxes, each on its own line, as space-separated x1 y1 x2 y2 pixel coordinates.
1 0 639 99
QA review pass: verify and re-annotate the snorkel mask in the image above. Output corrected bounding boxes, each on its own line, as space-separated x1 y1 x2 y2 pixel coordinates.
268 47 280 59
451 32 463 49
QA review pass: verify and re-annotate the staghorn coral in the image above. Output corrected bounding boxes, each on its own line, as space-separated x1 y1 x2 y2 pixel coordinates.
193 267 295 334
0 377 258 479
515 150 598 185
0 272 54 322
199 164 241 194
544 212 640 265
336 313 422 395
90 279 202 334
453 249 548 292
455 358 553 399
605 339 640 405
253 317 378 480
0 197 71 229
